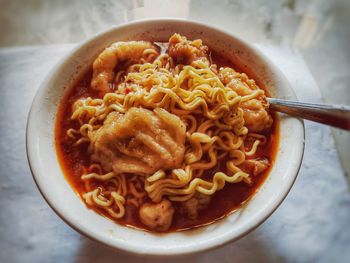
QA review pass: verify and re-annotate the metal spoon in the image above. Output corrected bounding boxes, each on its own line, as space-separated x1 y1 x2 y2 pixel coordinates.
267 98 350 130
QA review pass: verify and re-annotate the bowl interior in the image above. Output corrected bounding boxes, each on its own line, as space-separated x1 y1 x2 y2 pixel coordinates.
27 19 304 256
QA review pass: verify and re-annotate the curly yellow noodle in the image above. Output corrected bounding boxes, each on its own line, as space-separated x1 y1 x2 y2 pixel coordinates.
243 140 260 156
181 115 197 134
81 172 115 181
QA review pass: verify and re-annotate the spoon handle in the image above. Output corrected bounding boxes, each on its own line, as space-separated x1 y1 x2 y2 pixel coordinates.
267 98 350 130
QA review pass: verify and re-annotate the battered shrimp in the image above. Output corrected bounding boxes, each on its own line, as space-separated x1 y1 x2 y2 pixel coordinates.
91 41 158 94
168 33 209 65
241 99 273 132
219 68 273 132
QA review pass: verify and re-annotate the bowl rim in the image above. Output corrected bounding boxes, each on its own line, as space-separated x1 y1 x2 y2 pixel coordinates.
26 18 305 256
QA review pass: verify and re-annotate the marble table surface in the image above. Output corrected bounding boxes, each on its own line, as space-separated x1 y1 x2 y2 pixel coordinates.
0 44 349 263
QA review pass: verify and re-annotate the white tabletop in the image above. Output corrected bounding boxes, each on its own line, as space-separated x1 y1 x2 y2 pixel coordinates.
0 44 349 263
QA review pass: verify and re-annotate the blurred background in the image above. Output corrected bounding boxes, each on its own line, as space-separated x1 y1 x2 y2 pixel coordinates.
1 0 349 177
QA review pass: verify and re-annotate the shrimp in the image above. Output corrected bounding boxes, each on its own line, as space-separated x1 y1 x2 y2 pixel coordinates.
241 99 273 132
91 41 159 94
218 67 273 132
168 33 209 65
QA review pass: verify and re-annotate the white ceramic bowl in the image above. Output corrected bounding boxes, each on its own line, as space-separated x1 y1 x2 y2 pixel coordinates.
26 18 304 256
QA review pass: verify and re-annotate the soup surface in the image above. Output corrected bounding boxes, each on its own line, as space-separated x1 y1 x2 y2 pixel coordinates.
56 34 279 232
